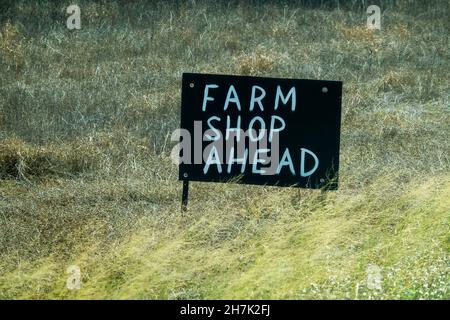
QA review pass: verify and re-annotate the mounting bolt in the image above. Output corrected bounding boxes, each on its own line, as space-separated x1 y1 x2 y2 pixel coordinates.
320 178 325 183
322 87 328 93
183 173 188 178
189 83 194 88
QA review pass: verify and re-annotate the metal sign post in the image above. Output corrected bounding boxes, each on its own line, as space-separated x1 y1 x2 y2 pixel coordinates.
181 180 189 211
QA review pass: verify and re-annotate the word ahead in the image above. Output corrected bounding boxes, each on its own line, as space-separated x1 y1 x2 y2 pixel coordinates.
178 73 342 189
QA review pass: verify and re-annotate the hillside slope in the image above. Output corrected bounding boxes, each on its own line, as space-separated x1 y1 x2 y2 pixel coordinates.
0 1 449 299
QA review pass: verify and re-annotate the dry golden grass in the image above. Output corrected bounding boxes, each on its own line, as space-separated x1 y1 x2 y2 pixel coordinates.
0 0 449 299
0 21 25 70
236 46 277 75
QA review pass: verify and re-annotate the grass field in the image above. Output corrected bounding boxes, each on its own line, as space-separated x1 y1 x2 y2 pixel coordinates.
0 0 449 299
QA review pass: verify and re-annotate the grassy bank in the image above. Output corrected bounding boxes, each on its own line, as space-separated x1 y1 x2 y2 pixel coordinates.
0 0 449 299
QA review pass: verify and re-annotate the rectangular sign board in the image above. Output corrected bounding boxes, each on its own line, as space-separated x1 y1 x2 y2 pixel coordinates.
178 73 342 189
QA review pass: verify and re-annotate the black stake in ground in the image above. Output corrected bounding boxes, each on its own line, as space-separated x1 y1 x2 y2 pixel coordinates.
181 180 189 211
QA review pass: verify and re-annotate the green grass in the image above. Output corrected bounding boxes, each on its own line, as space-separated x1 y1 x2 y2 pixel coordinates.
0 0 449 299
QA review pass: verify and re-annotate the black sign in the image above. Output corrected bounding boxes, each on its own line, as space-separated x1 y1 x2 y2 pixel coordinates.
178 73 342 189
